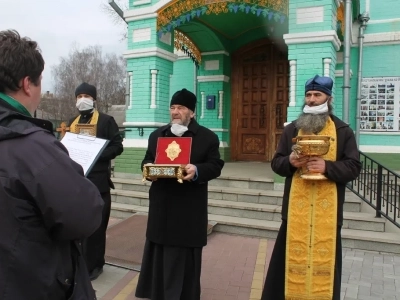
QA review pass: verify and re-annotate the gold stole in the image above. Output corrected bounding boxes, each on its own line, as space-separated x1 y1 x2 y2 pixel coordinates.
285 117 337 300
69 110 99 134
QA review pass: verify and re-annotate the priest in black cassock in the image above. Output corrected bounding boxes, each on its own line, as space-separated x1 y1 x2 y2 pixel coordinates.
135 89 224 300
261 76 361 300
68 82 124 280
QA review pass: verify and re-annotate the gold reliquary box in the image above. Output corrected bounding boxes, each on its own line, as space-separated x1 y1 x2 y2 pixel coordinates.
142 137 192 183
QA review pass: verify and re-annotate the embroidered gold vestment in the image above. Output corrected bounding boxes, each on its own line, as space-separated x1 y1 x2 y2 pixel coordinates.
285 117 338 300
69 110 99 135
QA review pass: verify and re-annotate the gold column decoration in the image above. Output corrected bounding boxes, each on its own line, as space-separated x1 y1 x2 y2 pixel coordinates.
174 29 202 66
337 2 345 35
157 0 289 32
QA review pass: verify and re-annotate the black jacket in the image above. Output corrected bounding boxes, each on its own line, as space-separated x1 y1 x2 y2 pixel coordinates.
142 120 224 247
69 112 123 193
0 98 103 300
271 115 362 225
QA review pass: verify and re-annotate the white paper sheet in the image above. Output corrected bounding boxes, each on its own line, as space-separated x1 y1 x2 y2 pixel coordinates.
61 132 109 176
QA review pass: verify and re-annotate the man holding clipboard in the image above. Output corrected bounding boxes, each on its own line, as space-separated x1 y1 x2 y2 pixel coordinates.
0 30 103 300
68 82 124 281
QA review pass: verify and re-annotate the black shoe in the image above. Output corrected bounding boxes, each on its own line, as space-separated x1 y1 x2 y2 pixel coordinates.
89 267 103 281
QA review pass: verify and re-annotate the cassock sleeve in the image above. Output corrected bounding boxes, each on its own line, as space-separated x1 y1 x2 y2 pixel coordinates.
141 131 157 170
98 116 123 162
271 124 298 177
194 132 224 183
324 127 361 183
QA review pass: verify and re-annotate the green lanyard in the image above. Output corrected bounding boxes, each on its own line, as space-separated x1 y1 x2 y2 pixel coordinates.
0 92 31 117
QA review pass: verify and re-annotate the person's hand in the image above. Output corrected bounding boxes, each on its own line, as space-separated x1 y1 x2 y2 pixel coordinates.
183 164 197 181
289 152 309 168
306 157 326 174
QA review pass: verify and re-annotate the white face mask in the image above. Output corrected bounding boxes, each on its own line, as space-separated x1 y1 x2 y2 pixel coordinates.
303 100 329 115
76 97 94 111
170 123 188 136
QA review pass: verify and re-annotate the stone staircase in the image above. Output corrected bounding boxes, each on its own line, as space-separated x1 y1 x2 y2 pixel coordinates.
110 175 400 254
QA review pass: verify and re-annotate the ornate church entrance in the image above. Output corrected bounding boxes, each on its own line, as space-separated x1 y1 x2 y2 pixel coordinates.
231 39 289 162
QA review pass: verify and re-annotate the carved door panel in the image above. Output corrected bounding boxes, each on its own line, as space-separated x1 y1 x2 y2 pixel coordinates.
273 53 289 153
231 40 288 161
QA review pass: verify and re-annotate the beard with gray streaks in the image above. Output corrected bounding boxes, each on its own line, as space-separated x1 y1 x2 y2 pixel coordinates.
296 103 333 134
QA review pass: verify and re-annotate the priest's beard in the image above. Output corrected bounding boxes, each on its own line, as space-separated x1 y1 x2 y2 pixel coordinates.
297 103 333 134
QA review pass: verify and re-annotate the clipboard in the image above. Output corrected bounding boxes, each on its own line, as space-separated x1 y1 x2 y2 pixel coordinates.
61 132 110 176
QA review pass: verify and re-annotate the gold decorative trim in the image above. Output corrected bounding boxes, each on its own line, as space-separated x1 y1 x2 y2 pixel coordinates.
174 29 202 65
206 2 229 15
337 2 344 35
75 124 97 136
142 164 186 183
157 0 288 31
165 140 182 161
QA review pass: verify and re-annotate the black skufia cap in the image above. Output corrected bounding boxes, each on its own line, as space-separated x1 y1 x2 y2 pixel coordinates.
170 88 196 111
75 82 97 100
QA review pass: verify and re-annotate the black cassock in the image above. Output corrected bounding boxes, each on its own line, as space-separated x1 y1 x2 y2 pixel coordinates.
135 240 202 300
135 120 224 300
68 111 123 274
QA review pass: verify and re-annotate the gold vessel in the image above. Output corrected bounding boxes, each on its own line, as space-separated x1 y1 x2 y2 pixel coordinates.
142 164 186 183
292 135 331 180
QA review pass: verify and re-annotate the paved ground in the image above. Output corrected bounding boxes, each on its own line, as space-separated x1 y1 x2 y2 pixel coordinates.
93 220 400 300
341 248 400 300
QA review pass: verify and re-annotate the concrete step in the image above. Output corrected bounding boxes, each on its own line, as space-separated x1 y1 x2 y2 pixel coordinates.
113 176 275 192
209 213 281 239
111 188 362 214
341 229 400 254
111 180 362 211
110 203 400 254
109 203 216 235
113 179 284 205
111 189 149 207
210 215 400 254
342 211 385 232
208 186 283 205
110 197 384 233
209 200 282 222
208 200 385 232
209 176 274 190
113 178 151 193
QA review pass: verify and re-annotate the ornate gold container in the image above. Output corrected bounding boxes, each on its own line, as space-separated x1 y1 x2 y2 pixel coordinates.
292 135 331 180
142 164 186 183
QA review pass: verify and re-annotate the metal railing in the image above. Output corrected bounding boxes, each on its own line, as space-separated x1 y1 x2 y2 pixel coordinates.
347 151 400 228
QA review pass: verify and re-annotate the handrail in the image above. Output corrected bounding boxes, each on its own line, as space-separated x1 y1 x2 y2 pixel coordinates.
347 151 400 228
122 123 167 137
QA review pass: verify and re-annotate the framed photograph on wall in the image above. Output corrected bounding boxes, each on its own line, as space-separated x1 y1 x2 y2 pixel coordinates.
360 77 400 132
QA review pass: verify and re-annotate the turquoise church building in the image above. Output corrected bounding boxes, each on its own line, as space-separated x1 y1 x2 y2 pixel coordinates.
113 0 400 175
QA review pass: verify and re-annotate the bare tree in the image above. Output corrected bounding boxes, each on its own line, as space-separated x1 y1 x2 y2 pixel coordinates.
50 45 126 122
37 94 62 123
101 0 128 40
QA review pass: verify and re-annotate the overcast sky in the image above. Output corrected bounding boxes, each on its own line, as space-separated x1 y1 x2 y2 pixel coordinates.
0 0 127 92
